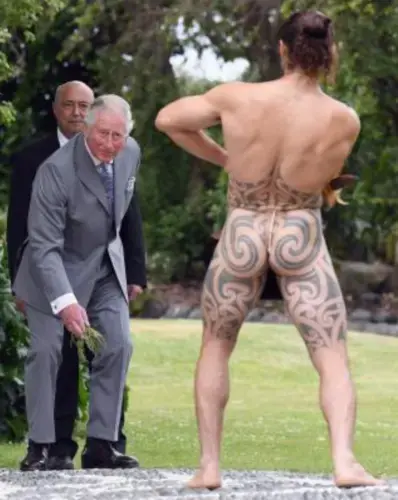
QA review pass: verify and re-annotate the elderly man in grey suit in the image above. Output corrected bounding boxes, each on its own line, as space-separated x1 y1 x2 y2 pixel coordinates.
13 94 144 471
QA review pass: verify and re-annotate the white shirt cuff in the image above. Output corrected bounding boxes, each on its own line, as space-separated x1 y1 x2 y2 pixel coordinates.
51 293 77 315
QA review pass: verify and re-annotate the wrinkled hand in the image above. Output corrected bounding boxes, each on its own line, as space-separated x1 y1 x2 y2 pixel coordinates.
59 303 89 339
128 285 143 302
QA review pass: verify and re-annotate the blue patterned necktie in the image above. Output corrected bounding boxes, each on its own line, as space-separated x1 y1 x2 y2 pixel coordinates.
98 162 114 211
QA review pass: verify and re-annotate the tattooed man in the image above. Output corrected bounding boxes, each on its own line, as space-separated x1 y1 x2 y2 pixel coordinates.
155 10 382 491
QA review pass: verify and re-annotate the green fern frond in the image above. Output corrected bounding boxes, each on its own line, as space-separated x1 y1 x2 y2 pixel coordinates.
71 326 105 364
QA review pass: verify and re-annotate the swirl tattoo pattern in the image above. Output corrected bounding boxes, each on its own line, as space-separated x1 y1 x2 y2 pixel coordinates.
202 175 347 352
227 171 323 212
202 210 267 341
270 210 347 352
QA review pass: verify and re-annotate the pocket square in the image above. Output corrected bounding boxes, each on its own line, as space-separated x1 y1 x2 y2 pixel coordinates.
126 176 136 192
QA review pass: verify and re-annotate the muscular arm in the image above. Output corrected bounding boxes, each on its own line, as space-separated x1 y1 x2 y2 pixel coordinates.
28 162 76 314
323 107 361 207
342 106 361 157
155 86 228 167
334 106 361 175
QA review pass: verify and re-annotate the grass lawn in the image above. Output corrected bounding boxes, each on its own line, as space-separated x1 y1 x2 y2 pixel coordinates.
0 319 397 479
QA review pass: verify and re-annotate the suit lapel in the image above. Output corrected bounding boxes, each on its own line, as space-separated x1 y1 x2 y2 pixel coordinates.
73 134 110 214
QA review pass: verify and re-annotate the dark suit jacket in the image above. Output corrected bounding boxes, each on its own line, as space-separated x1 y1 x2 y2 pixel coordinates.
6 132 147 288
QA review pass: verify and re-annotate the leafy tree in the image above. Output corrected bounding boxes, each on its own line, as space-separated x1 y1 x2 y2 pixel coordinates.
0 0 66 128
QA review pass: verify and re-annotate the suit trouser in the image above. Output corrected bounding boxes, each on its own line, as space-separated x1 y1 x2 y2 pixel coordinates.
52 331 128 456
24 273 133 443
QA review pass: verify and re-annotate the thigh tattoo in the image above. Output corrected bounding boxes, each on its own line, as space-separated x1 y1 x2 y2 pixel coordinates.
270 210 347 353
201 210 268 341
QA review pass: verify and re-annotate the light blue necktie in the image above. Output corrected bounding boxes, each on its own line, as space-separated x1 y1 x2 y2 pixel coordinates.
98 162 114 211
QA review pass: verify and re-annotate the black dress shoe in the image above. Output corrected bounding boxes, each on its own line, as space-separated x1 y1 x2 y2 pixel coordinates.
81 438 139 469
47 440 75 470
20 442 49 471
47 455 74 470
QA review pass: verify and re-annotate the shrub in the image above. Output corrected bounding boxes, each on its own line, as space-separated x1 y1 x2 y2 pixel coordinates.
0 215 29 442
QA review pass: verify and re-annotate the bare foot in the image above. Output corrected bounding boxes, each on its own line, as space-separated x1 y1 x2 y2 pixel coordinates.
186 466 221 490
334 460 386 488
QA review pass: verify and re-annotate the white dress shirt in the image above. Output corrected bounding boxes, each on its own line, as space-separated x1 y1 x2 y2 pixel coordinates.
56 128 69 147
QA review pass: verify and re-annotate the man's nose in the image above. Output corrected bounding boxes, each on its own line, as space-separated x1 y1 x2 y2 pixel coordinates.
105 135 114 148
72 104 80 116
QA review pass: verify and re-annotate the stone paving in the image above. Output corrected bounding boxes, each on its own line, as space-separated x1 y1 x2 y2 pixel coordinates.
0 468 397 499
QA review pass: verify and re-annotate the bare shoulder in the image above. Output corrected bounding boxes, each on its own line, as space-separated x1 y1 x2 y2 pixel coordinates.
329 97 361 137
338 102 360 131
208 79 286 104
206 81 249 95
205 81 255 106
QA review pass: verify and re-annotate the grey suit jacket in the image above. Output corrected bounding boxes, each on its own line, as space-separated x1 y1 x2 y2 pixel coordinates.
13 133 141 315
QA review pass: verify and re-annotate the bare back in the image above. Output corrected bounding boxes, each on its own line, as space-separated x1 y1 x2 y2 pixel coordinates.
216 79 360 196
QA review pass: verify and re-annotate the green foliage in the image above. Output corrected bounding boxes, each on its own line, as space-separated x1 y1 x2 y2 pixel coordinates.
205 170 229 232
146 191 214 283
0 0 68 205
72 327 105 365
128 289 155 318
0 212 29 442
0 0 66 128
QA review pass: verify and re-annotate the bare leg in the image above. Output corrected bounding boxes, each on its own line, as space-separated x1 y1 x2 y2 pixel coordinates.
310 345 383 487
188 209 267 489
187 333 236 490
273 209 383 487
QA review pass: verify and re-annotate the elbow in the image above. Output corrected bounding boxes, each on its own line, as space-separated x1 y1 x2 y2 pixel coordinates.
155 110 175 133
154 112 168 132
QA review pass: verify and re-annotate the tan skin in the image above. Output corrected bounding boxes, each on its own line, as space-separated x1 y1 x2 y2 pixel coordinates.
53 81 94 138
155 41 384 490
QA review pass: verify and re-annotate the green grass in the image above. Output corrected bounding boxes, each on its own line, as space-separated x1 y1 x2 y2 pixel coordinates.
1 319 398 478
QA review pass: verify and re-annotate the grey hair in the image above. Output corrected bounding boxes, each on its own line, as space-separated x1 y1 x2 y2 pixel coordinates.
84 94 134 135
54 80 94 104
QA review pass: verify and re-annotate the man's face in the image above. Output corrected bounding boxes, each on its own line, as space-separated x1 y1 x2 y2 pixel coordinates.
85 110 127 163
53 84 94 138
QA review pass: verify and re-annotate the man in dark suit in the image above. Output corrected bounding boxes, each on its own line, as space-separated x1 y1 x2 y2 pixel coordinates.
7 81 144 470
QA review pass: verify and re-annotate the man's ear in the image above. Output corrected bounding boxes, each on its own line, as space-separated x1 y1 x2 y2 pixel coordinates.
279 40 288 61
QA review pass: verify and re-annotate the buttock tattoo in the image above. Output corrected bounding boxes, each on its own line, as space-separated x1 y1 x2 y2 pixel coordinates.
202 176 347 352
